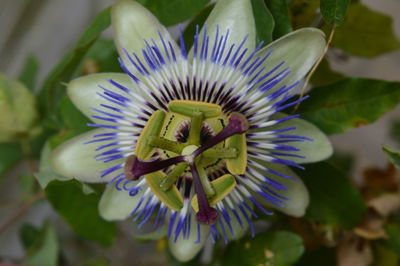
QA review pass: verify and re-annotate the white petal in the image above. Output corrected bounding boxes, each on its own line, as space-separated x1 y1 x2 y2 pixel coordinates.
112 0 178 66
49 129 125 183
257 28 326 85
67 73 132 122
169 212 209 262
259 163 309 217
227 205 250 240
191 0 256 56
270 112 333 164
99 181 147 221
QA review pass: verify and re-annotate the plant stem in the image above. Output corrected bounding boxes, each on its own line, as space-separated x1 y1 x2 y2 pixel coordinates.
293 25 336 111
0 190 44 235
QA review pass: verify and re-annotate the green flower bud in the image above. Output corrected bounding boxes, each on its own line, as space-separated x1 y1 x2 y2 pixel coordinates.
0 73 40 141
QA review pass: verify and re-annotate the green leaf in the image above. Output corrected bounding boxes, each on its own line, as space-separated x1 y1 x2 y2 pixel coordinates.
330 3 400 57
27 129 53 159
0 142 23 176
382 223 400 254
45 180 116 246
23 223 59 266
221 231 305 266
18 56 39 91
266 0 292 39
138 0 210 26
78 38 121 74
75 9 111 47
320 0 350 25
289 0 319 30
310 59 344 87
382 145 400 169
39 7 111 127
251 0 275 45
297 162 366 229
297 78 400 135
20 224 41 249
182 4 214 49
59 97 91 133
328 152 355 175
373 243 399 266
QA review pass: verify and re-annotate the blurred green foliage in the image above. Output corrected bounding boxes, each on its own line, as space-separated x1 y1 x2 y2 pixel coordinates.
297 78 400 135
221 231 305 266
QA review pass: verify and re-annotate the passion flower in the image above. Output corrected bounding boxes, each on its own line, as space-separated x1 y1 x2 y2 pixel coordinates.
50 0 332 261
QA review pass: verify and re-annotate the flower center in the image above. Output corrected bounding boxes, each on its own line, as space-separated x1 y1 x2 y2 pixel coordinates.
124 100 249 224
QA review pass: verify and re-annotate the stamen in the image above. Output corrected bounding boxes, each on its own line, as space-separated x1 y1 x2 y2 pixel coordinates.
148 136 185 154
159 162 188 191
190 162 219 225
197 166 216 197
125 155 186 180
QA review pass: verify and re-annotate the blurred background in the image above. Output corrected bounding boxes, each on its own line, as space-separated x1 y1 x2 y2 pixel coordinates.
1 0 400 265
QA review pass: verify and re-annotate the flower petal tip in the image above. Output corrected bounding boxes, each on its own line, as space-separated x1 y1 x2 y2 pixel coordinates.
112 0 176 64
49 129 125 183
169 214 209 262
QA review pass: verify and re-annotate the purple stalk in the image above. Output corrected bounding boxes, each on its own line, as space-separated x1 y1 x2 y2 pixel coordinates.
192 112 249 157
125 155 186 180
